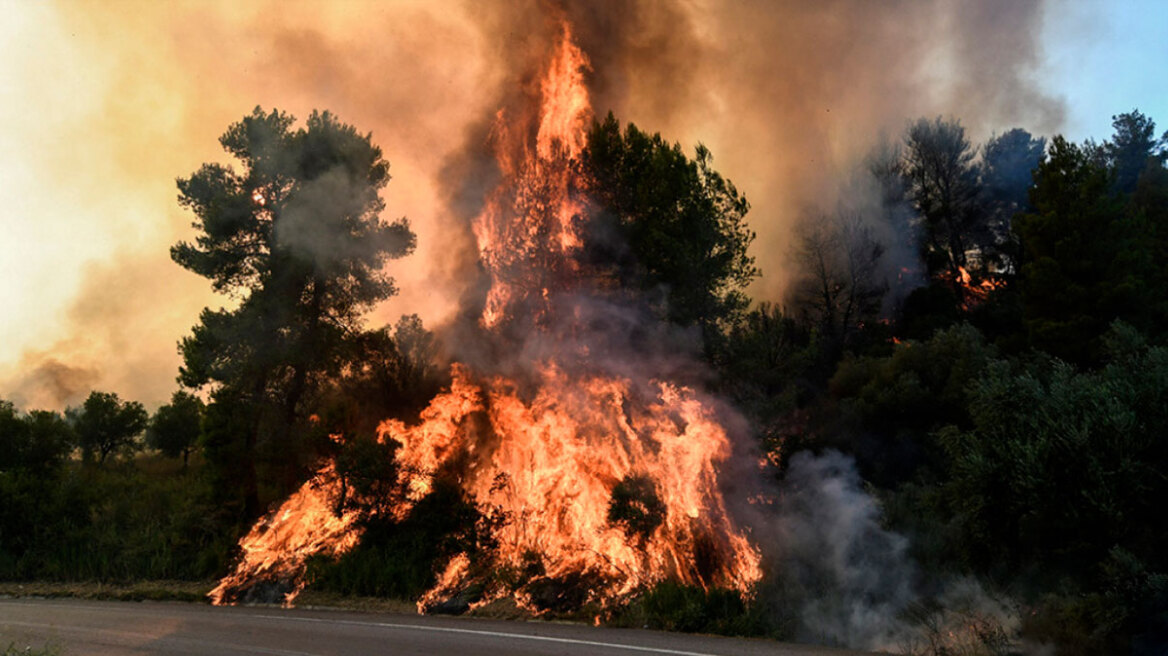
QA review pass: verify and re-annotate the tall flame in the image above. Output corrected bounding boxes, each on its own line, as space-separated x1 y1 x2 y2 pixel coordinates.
211 20 762 613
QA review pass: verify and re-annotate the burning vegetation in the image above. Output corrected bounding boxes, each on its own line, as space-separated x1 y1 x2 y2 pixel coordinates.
9 5 1168 655
210 21 761 613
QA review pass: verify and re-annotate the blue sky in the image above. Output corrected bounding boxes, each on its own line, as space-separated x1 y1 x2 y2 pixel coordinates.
1042 0 1168 142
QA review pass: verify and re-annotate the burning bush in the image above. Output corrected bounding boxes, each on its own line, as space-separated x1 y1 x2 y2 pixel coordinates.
208 17 762 614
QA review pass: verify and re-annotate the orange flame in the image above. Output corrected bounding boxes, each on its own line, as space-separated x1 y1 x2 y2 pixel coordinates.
474 22 592 328
947 265 1005 311
211 19 762 612
208 463 361 606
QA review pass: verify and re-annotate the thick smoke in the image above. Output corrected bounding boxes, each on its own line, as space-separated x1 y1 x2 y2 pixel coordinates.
551 0 1063 300
3 355 99 411
771 450 915 647
2 1 1067 409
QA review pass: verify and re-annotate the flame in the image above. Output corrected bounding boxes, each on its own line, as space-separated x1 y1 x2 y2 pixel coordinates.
208 463 361 606
211 19 762 612
946 265 1005 311
473 22 592 329
379 363 761 611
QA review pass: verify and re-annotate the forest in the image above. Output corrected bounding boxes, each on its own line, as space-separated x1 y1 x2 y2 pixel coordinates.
2 106 1167 656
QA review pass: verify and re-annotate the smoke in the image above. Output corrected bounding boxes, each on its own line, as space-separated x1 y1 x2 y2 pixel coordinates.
2 355 99 411
548 0 1063 301
0 252 211 411
766 450 1022 653
788 138 924 320
769 450 915 647
2 0 1069 407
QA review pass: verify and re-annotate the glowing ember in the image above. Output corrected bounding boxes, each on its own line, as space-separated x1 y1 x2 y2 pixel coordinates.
211 19 762 612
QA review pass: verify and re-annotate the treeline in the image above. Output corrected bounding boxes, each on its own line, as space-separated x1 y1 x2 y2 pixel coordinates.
0 391 227 580
0 316 442 584
707 110 1168 654
2 108 1167 654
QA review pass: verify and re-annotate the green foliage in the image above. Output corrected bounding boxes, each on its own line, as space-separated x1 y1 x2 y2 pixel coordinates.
1104 110 1165 194
938 325 1168 580
710 303 832 470
147 391 204 465
72 391 148 464
1023 549 1167 656
829 323 995 486
0 455 231 582
173 107 417 517
582 113 757 338
1014 135 1157 363
0 402 75 475
611 582 776 637
713 303 812 404
196 386 258 524
606 474 665 542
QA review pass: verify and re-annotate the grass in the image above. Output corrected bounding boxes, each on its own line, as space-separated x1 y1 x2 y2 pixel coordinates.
293 589 416 614
1 642 62 656
0 580 215 603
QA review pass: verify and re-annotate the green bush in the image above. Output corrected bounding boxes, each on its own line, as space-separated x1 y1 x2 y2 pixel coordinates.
0 455 231 582
611 582 778 637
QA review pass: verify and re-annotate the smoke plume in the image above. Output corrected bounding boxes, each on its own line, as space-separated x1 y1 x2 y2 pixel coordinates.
770 451 1021 652
2 0 1066 409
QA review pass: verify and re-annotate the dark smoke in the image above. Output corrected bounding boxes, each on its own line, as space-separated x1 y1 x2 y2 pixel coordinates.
4 355 99 411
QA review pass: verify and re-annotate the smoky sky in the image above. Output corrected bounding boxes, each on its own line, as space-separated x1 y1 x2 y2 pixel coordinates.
2 0 1065 409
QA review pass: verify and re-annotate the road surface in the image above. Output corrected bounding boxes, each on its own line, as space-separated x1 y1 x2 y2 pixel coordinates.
0 598 874 655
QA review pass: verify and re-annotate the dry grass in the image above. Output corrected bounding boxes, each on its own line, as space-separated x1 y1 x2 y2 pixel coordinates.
0 580 214 603
293 590 417 614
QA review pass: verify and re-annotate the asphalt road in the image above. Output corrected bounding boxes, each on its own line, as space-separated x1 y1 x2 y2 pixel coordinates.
0 599 875 656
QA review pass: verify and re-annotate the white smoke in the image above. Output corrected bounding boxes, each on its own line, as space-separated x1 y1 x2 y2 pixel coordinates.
771 450 1021 654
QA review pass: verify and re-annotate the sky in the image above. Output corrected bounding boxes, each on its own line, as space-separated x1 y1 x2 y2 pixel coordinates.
1 0 1166 411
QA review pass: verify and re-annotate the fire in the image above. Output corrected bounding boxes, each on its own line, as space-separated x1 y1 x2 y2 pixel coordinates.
208 463 361 605
211 19 762 613
947 265 1005 311
380 363 761 612
473 22 593 329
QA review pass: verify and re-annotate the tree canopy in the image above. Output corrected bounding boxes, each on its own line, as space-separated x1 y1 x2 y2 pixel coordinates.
147 391 205 466
1014 135 1153 362
73 391 148 464
173 107 415 517
582 113 758 337
902 116 986 279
